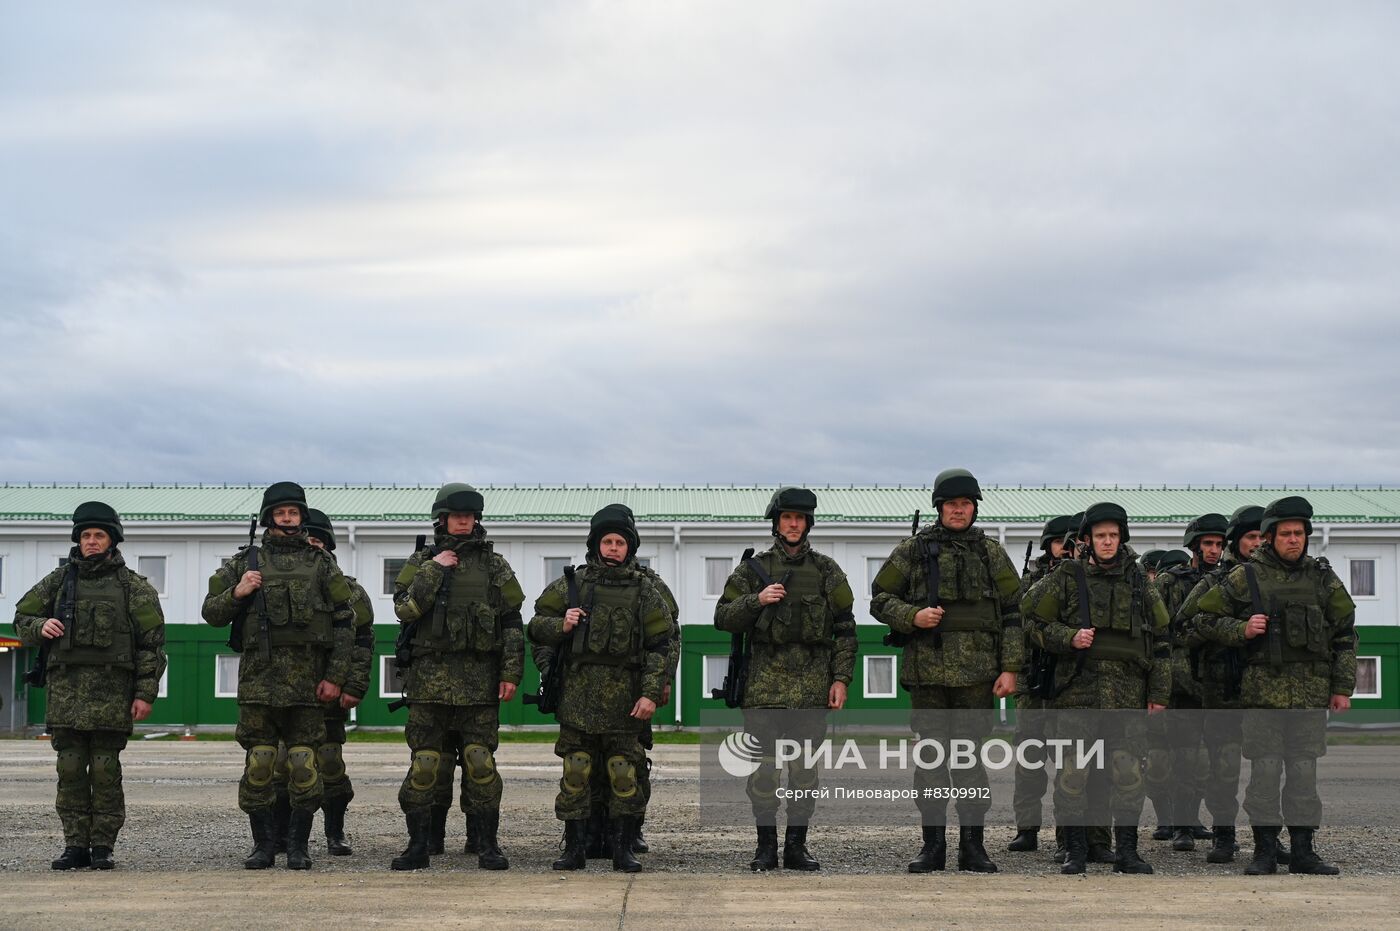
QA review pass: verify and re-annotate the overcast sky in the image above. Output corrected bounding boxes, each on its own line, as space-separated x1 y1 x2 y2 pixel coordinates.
3 2 1397 487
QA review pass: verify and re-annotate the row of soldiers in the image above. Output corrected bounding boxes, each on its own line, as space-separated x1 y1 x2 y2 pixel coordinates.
13 476 1355 877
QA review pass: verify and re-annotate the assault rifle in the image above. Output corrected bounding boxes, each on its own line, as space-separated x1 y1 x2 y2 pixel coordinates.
524 565 581 715
23 563 77 688
883 510 941 649
710 548 793 708
388 534 430 713
228 515 272 660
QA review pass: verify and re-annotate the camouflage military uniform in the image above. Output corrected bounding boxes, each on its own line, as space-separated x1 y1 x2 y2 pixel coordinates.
393 527 525 843
202 532 355 823
1024 535 1172 874
1149 561 1211 838
715 539 857 827
14 547 166 860
1193 537 1355 872
872 525 1022 824
1011 553 1058 836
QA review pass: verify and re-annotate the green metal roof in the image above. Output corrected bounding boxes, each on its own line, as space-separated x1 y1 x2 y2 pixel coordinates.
1 483 1398 524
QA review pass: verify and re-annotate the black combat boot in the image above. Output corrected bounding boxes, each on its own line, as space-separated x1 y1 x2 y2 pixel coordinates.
1007 827 1038 852
89 846 115 870
1243 826 1278 875
552 819 587 871
1053 826 1068 864
323 798 353 856
750 825 779 872
1149 795 1172 840
632 815 649 854
908 825 946 872
1060 827 1087 875
464 812 479 855
585 811 609 859
957 825 998 873
272 786 290 855
1207 825 1236 864
782 825 820 871
51 846 91 870
1287 827 1340 875
475 809 509 870
1276 840 1292 866
1112 826 1153 874
391 809 432 871
285 808 314 870
1087 828 1118 865
1171 825 1196 852
243 809 277 870
427 804 448 856
611 816 643 873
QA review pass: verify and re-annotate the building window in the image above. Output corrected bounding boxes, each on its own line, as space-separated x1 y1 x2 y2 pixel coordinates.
703 654 731 698
1350 559 1377 598
1355 656 1381 699
867 557 886 591
138 556 167 595
635 556 652 569
543 557 572 583
380 655 406 697
215 655 240 698
158 666 169 699
383 558 408 595
704 557 733 597
863 655 897 698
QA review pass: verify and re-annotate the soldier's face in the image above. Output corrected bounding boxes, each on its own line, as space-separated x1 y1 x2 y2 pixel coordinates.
445 512 477 535
777 512 808 545
1090 522 1121 561
271 504 303 534
1048 539 1068 559
78 527 111 557
939 497 975 531
1270 521 1308 560
599 532 630 563
1237 529 1263 559
1198 535 1225 566
307 536 326 550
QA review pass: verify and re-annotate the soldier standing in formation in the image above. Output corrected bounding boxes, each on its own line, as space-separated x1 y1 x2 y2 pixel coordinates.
871 470 1021 874
714 487 857 872
14 502 167 871
201 482 356 870
1024 502 1172 875
389 484 525 871
1194 496 1355 875
530 505 674 872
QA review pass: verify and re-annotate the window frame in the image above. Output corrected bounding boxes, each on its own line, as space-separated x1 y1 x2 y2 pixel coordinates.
703 557 734 599
542 556 573 585
379 654 406 698
214 654 240 698
157 665 169 699
702 653 731 698
137 554 169 597
1347 557 1379 600
1354 655 1382 699
383 557 409 596
862 654 898 699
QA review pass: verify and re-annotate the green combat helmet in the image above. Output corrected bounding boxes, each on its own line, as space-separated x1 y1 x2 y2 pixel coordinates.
259 481 308 527
1040 514 1075 549
931 468 982 508
1140 550 1167 572
1157 549 1192 570
588 503 640 561
71 501 124 544
305 508 337 551
1261 495 1313 537
1067 511 1087 541
431 482 485 520
765 486 818 539
1183 513 1229 549
1226 505 1264 554
1079 501 1130 542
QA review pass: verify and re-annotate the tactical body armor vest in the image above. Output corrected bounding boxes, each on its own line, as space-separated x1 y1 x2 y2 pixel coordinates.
51 567 134 669
751 553 834 646
930 538 1002 634
1244 561 1332 665
256 547 334 648
1080 562 1153 667
571 568 644 667
412 544 500 655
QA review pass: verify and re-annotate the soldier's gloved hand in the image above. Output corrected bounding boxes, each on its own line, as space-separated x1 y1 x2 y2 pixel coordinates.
40 618 65 639
563 608 587 632
757 584 787 605
630 697 657 720
828 681 847 710
1072 629 1095 650
317 679 342 703
131 699 152 721
498 681 517 702
340 693 361 710
233 570 263 599
1243 614 1269 639
432 550 459 568
992 672 1016 699
913 606 944 629
1330 694 1351 713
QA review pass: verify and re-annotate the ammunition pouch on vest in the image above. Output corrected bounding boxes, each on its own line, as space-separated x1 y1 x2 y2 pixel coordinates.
412 545 500 656
570 570 644 668
51 567 136 670
258 552 334 648
1244 564 1331 666
751 554 833 647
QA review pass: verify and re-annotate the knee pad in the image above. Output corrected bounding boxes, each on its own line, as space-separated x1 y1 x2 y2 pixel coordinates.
272 744 290 782
245 745 278 788
789 764 819 791
562 751 592 796
55 749 86 781
409 749 442 792
1285 757 1317 783
607 755 638 800
748 764 780 797
1144 749 1171 786
286 745 318 790
1191 747 1212 783
1251 756 1283 783
1214 744 1243 780
90 752 122 789
316 743 346 781
1111 750 1143 794
1057 764 1088 798
463 744 497 786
